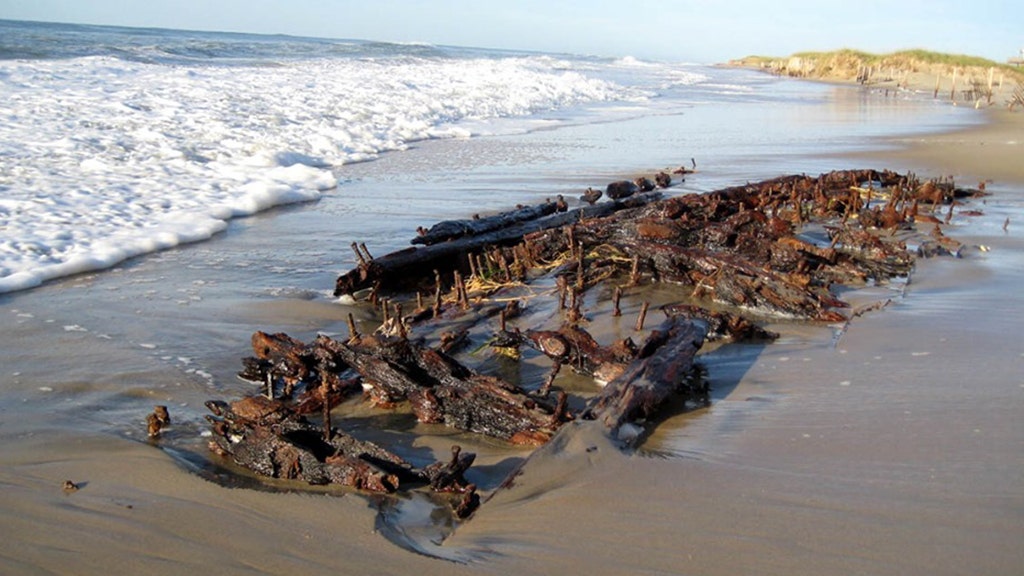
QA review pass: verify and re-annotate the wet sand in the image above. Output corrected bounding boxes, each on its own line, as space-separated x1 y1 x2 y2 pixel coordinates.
860 107 1024 184
2 96 1022 575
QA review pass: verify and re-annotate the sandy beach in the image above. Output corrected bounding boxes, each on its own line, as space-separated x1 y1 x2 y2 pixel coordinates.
1 73 1022 575
864 107 1024 184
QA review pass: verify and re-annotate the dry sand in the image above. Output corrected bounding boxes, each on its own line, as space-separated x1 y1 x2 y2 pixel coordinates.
2 93 1022 576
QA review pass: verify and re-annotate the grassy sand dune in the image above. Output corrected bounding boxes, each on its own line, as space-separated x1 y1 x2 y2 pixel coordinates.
729 49 1024 108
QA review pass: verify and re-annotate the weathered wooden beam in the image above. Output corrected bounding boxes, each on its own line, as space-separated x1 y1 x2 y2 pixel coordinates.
412 200 560 245
589 317 707 436
334 192 663 297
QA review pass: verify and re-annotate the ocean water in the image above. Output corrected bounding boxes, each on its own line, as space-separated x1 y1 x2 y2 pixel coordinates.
0 19 977 294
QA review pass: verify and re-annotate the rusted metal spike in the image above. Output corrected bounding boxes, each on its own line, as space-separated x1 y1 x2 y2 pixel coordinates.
346 312 359 342
351 241 367 267
538 361 562 398
499 253 511 282
321 371 332 441
576 243 585 290
477 253 488 278
634 301 650 331
452 269 463 302
569 288 584 324
395 303 407 339
448 445 461 470
359 243 374 262
629 255 640 286
550 391 568 427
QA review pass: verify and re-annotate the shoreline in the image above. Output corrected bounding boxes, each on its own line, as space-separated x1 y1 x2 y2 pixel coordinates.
729 60 1024 185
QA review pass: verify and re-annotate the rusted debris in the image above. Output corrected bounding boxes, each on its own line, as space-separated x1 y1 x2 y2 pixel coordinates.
513 323 638 384
606 180 638 200
204 393 472 494
314 333 564 444
662 303 779 341
422 445 475 492
147 405 171 438
655 171 672 188
206 167 984 519
581 187 602 205
207 403 400 491
674 158 697 175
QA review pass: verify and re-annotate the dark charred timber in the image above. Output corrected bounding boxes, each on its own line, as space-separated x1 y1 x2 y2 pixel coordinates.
248 331 315 386
606 180 638 200
827 226 916 279
205 395 425 492
204 397 488 498
422 445 476 492
334 192 663 297
580 187 602 205
662 303 779 341
315 333 440 406
588 317 708 435
560 169 978 322
240 331 362 403
655 171 672 188
409 376 564 446
314 333 564 444
634 243 848 321
412 200 559 246
520 323 638 384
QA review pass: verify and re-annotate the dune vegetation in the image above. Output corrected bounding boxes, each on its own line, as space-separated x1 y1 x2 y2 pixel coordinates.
729 49 1024 108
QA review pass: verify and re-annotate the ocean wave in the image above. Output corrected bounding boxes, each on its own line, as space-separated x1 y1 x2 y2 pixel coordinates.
0 47 641 293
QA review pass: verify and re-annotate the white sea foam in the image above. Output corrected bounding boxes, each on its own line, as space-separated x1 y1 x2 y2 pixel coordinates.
0 53 638 293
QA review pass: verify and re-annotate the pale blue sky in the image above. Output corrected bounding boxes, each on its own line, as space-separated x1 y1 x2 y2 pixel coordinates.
1 0 1020 63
